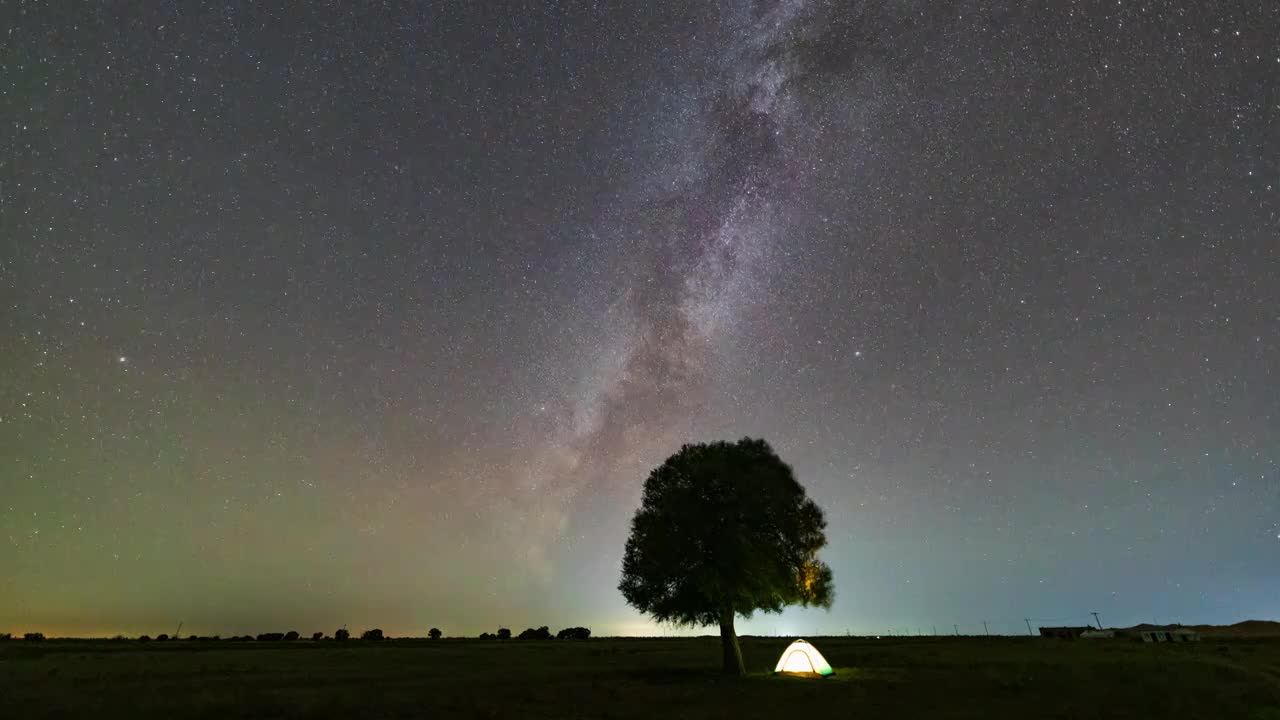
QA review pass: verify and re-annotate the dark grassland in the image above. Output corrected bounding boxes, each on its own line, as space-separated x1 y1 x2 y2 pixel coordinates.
2 636 1279 719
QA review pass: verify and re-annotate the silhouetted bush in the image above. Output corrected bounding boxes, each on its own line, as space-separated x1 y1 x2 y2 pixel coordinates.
496 628 512 640
557 627 591 640
429 628 442 639
257 633 285 642
479 632 494 639
284 631 300 641
361 628 384 641
312 632 324 641
518 626 552 640
187 635 198 641
156 634 170 641
0 633 11 641
335 628 350 641
139 635 152 642
24 632 45 641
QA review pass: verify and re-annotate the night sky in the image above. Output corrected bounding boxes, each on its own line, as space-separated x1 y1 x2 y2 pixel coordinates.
3 1 1277 638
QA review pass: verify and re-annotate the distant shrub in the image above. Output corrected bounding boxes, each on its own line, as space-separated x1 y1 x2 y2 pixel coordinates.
0 633 11 641
479 632 494 639
361 629 384 641
257 633 285 642
312 632 324 641
187 635 198 641
497 628 512 640
335 628 350 641
284 631 300 641
24 632 45 642
156 634 170 641
139 635 152 642
429 628 442 639
557 627 591 640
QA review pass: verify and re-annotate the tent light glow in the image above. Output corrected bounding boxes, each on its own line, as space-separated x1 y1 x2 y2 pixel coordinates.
773 639 834 677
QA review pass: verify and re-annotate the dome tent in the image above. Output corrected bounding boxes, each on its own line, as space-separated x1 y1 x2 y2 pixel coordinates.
773 639 834 677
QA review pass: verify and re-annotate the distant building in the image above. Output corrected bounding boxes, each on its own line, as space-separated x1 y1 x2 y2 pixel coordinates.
1140 628 1199 643
1080 629 1115 639
1039 626 1093 639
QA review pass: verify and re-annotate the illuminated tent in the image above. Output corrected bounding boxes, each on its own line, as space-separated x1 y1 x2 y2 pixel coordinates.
773 639 834 677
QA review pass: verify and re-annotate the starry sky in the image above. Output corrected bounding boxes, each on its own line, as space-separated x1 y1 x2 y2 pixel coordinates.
3 1 1277 638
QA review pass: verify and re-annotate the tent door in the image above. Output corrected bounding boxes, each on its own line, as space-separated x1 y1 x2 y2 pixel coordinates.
782 650 815 673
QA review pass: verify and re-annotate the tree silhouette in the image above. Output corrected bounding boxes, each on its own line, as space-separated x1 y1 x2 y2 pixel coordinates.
619 438 834 675
284 631 300 641
361 628 384 641
496 628 511 640
428 628 442 639
517 626 552 640
334 628 350 641
312 632 324 641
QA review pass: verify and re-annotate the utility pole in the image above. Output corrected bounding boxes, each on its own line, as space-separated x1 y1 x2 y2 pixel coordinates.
1025 618 1034 636
953 624 960 636
932 625 937 636
1091 612 1103 630
983 620 990 637
175 621 183 639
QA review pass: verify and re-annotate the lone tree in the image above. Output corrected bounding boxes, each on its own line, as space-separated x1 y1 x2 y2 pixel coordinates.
619 438 834 675
428 628 442 639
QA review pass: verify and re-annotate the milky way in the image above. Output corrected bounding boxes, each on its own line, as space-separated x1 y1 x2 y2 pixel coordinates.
489 3 805 573
3 1 1277 637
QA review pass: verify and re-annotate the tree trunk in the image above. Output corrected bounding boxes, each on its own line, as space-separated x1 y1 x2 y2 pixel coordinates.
719 608 745 676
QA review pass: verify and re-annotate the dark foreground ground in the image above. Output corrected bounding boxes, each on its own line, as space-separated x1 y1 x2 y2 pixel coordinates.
2 635 1279 719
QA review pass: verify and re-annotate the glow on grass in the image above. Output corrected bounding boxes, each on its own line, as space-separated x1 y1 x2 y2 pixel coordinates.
773 639 834 676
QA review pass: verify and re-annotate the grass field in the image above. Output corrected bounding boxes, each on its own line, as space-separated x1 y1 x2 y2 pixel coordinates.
3 635 1279 719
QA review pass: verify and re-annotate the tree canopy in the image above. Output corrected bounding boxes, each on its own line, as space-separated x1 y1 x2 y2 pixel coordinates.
619 438 834 674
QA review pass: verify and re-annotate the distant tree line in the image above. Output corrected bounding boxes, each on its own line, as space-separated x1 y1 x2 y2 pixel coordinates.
7 625 589 642
479 626 590 640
